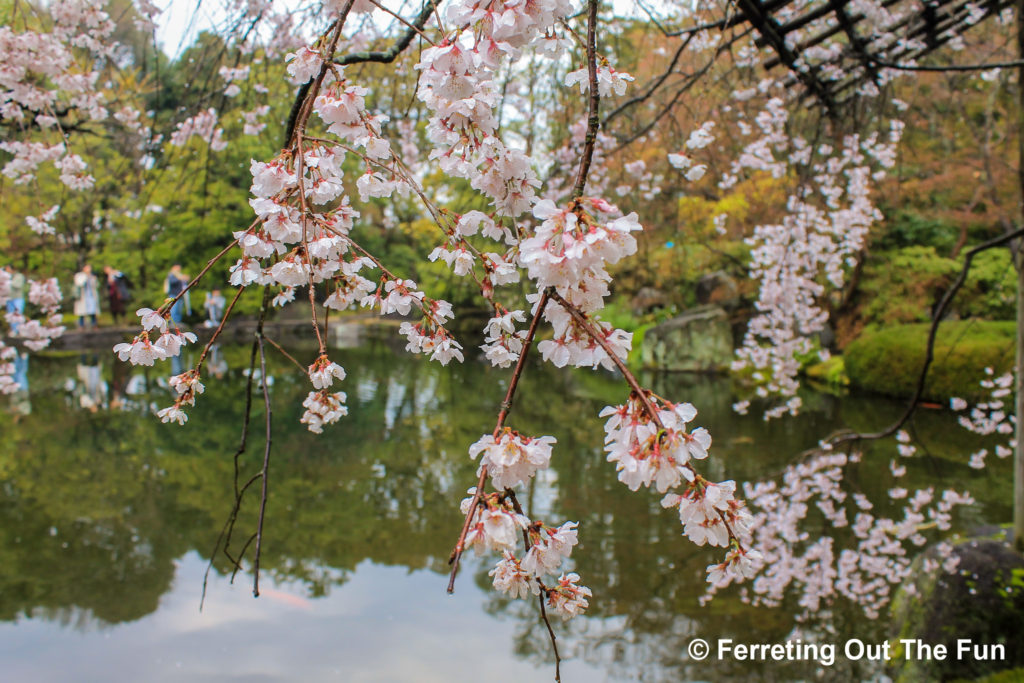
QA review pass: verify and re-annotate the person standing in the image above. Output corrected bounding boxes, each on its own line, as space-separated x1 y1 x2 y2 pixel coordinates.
72 264 100 328
164 264 190 324
4 265 26 334
103 265 132 325
203 289 226 327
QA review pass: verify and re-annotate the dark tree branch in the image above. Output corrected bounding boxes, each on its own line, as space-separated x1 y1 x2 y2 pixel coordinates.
201 285 271 609
826 226 1024 446
867 54 1024 71
252 332 273 597
283 0 435 147
603 33 694 126
571 0 601 199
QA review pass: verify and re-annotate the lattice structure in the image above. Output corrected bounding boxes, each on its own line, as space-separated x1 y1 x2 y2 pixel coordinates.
726 0 1014 108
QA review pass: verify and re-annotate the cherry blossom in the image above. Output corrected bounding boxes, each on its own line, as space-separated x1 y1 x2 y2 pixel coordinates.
469 430 555 489
545 573 592 620
489 552 537 599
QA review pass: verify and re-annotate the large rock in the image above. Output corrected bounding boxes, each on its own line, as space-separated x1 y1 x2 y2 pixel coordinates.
638 305 733 371
888 531 1024 682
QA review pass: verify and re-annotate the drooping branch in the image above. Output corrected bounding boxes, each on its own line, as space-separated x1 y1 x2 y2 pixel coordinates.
826 226 1024 446
251 332 274 597
446 288 551 593
546 290 747 550
546 290 661 425
201 285 271 609
505 489 562 682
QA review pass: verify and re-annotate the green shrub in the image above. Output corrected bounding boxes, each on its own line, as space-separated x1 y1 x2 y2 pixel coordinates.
803 356 849 389
845 321 1016 402
859 246 958 325
858 246 1018 327
959 249 1018 320
874 210 958 253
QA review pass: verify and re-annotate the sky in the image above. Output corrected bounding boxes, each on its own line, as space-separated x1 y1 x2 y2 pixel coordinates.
152 0 676 58
154 0 228 58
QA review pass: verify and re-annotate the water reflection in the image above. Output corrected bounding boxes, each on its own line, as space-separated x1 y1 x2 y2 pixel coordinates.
0 336 1012 681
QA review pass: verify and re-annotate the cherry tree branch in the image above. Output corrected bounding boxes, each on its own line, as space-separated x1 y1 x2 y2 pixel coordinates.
160 235 244 314
195 286 245 372
570 0 601 200
446 288 551 593
547 290 662 425
284 0 436 146
201 286 271 609
548 291 746 549
264 335 307 372
505 489 561 681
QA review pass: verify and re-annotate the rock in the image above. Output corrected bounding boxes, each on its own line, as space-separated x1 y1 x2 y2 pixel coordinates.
630 287 669 315
695 270 740 309
638 305 733 372
888 531 1024 682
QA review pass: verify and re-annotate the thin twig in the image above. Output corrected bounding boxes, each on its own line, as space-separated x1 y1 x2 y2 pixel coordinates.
196 286 245 372
867 54 1024 71
252 332 273 597
506 490 561 681
264 335 307 372
161 235 244 314
446 289 551 593
201 291 266 609
537 591 562 682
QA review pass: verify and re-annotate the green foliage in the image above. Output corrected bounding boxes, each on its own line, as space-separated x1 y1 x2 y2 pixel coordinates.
958 249 1018 320
844 321 1016 402
803 356 849 391
857 246 1017 327
874 210 959 253
859 246 958 325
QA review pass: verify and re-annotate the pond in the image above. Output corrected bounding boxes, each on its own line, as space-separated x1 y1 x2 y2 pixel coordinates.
0 326 1013 681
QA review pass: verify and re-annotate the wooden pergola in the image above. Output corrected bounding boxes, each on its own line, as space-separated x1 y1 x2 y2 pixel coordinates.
721 0 1016 109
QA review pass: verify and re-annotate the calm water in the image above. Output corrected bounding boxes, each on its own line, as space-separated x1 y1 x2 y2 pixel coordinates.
0 326 1012 682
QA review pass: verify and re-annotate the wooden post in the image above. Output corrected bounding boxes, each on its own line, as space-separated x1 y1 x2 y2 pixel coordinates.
1015 0 1024 551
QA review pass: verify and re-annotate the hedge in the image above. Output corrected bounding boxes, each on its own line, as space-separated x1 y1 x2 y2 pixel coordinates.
844 321 1016 403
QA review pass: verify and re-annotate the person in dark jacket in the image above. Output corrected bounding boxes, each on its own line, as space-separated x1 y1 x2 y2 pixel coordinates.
103 265 132 325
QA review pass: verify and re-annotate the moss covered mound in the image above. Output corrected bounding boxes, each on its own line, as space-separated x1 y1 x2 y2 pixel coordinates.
845 321 1015 403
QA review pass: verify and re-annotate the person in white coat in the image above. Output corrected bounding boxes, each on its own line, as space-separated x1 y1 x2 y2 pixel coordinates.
72 264 101 328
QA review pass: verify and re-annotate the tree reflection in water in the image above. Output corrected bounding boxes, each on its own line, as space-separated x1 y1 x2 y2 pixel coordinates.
0 336 1011 680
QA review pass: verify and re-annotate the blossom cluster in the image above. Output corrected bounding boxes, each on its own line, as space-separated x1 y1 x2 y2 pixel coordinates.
0 0 122 189
462 487 591 621
113 307 199 421
599 392 759 580
729 118 898 418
